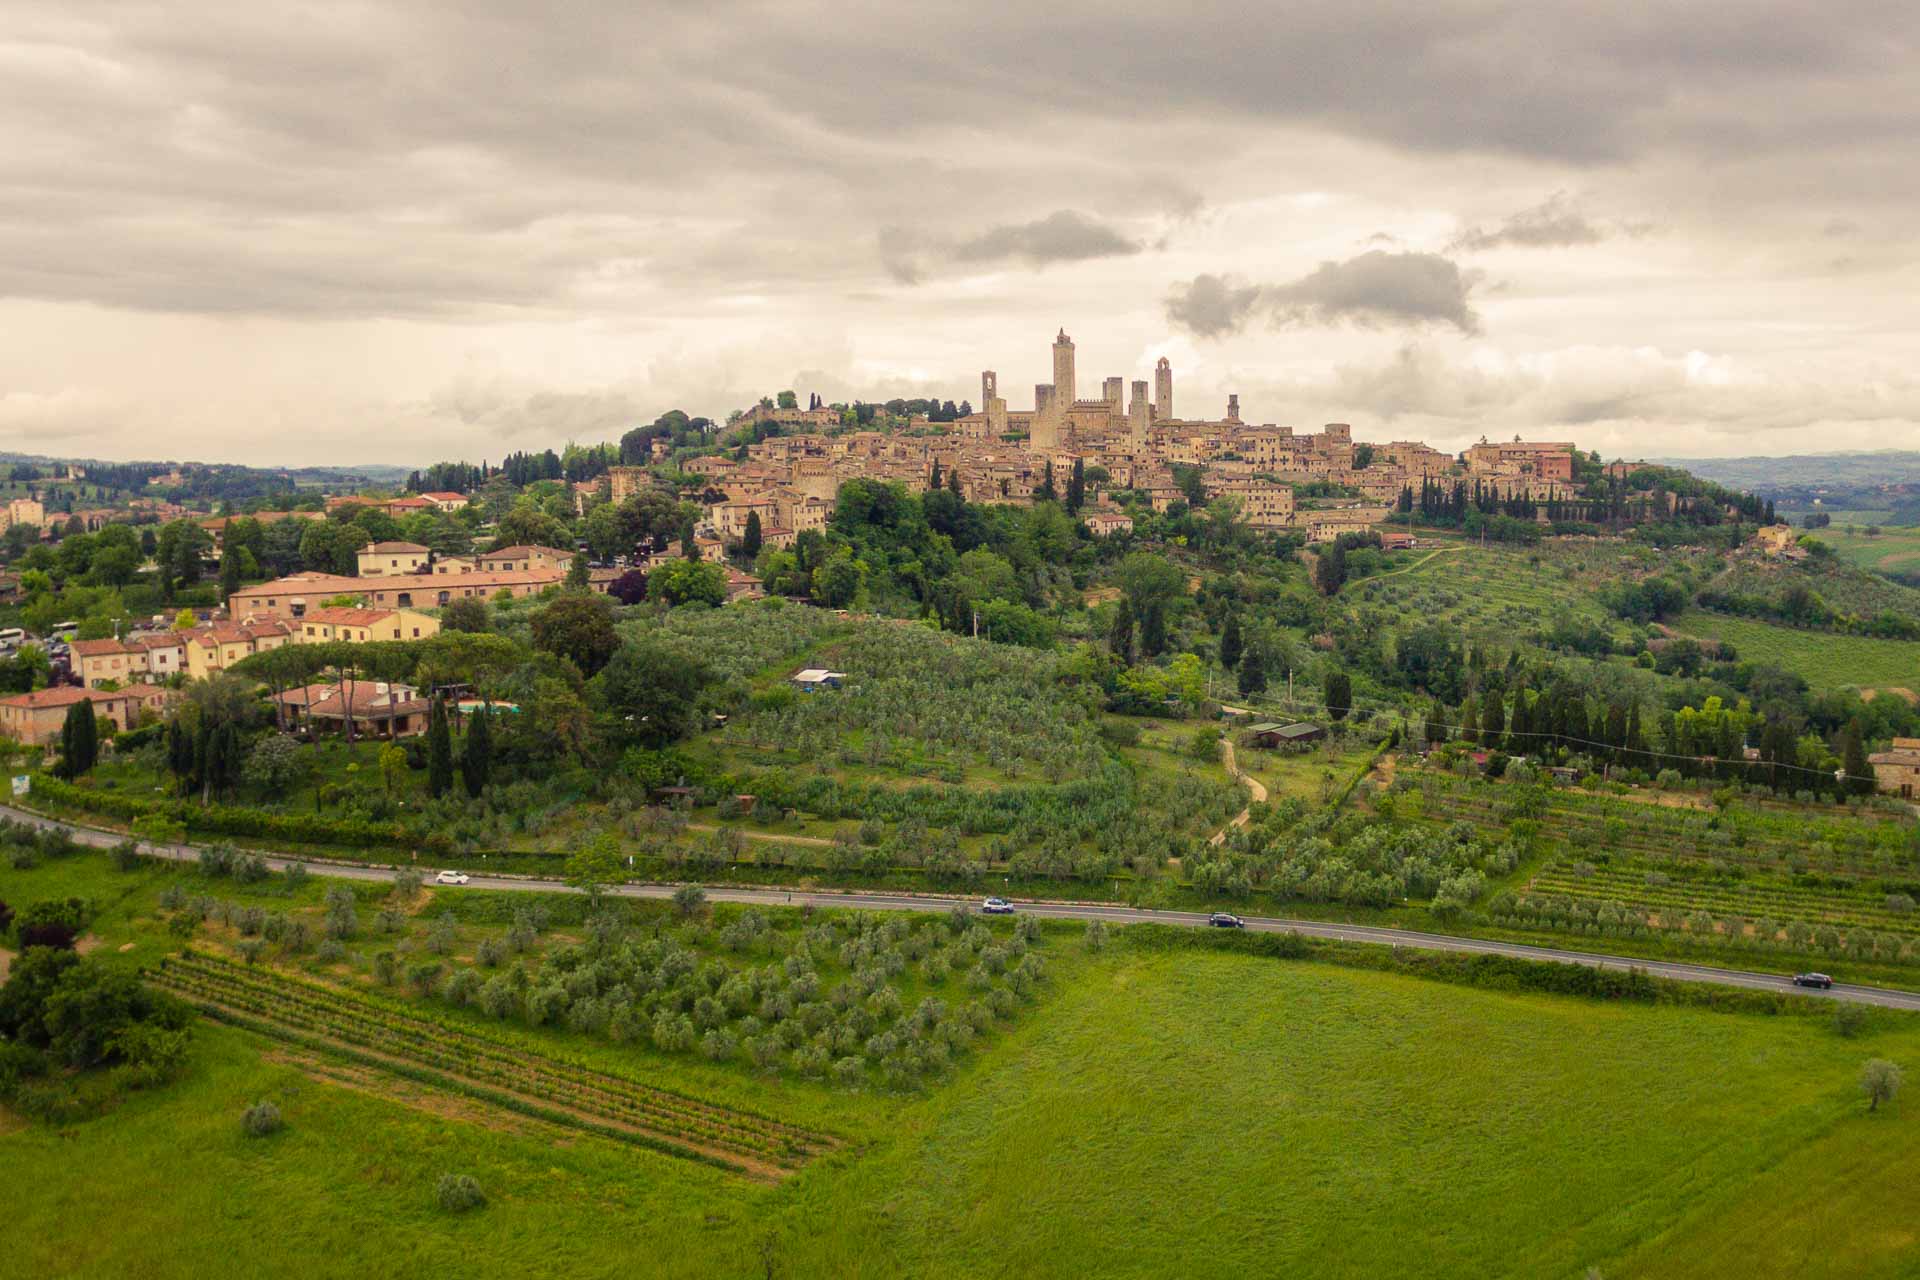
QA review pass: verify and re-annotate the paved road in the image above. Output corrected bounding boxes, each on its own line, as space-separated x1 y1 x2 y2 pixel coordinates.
9 802 1919 1010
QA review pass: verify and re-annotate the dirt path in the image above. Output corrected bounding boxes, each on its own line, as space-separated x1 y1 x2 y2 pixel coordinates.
1209 738 1269 846
1368 543 1467 583
685 822 835 848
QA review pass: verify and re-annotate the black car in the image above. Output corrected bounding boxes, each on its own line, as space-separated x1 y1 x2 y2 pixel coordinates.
1207 912 1245 929
1793 972 1835 989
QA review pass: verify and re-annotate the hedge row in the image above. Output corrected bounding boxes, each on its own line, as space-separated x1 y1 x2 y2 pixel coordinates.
1118 922 1816 1016
29 776 450 855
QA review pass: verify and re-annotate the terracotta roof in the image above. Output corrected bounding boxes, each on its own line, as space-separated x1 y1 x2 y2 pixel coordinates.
68 638 134 657
275 681 427 718
482 544 571 559
363 540 429 553
0 686 136 710
301 607 398 626
419 492 468 502
130 633 186 651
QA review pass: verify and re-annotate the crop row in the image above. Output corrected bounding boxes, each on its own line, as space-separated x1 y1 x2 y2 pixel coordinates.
155 952 836 1167
1526 867 1918 935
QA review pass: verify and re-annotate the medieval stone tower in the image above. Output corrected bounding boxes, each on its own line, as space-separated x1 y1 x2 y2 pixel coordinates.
1127 380 1150 441
982 370 997 407
1103 376 1124 413
1154 356 1173 423
1051 329 1076 410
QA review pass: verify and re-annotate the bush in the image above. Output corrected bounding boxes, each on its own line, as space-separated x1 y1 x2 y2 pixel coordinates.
241 1101 284 1137
435 1173 486 1213
1834 1004 1869 1039
108 840 143 872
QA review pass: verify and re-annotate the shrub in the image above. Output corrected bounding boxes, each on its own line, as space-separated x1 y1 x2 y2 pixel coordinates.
241 1101 284 1137
108 840 143 872
1834 1004 1869 1039
434 1173 486 1213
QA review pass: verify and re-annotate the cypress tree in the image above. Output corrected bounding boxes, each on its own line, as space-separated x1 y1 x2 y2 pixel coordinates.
426 699 454 799
1066 458 1086 513
1425 699 1448 746
742 510 763 560
1324 669 1351 721
461 706 493 799
1139 602 1168 658
1219 612 1244 671
1108 599 1136 665
566 551 590 589
1841 720 1875 798
59 700 97 778
1480 693 1506 750
1237 645 1267 697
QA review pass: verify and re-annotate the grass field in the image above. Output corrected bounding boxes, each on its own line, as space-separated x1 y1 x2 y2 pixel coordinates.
1815 526 1920 579
1674 610 1920 690
8 938 1920 1279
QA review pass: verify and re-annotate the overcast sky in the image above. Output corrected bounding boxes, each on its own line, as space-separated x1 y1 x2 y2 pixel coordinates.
3 0 1918 467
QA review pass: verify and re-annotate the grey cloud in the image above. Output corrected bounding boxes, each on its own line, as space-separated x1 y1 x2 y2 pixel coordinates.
951 210 1141 266
1450 192 1607 252
882 210 1143 284
1164 274 1264 338
428 380 653 441
1167 252 1481 338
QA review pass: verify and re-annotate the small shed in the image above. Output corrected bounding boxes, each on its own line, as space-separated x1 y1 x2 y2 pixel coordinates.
1249 722 1327 750
790 668 846 691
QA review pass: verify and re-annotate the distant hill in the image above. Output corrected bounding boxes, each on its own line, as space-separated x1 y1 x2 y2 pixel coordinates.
1651 451 1920 491
1653 451 1920 526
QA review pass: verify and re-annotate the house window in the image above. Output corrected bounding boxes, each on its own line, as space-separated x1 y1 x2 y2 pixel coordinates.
397 592 411 607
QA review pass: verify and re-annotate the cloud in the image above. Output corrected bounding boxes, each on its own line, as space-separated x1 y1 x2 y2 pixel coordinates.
881 210 1143 283
1167 251 1481 338
952 210 1141 266
1163 274 1265 338
1449 191 1608 252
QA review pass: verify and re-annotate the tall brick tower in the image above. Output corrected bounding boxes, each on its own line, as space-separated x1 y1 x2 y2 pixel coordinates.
1052 329 1076 411
1154 356 1173 423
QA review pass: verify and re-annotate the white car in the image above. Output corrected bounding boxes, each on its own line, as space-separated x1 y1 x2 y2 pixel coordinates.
434 870 471 886
981 897 1015 915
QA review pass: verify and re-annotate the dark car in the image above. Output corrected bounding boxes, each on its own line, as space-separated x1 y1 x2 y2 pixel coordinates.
1793 972 1835 989
981 897 1015 915
1208 912 1245 929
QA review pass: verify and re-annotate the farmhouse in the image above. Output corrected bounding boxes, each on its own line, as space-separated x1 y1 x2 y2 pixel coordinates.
1869 738 1920 800
0 686 148 746
1247 722 1327 750
790 668 846 691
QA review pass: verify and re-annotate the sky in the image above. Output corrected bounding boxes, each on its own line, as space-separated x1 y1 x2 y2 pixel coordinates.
3 0 1918 468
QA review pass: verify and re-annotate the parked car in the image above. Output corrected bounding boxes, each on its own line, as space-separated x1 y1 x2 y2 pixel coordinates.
981 897 1015 915
1792 972 1834 989
1208 912 1245 929
435 870 471 886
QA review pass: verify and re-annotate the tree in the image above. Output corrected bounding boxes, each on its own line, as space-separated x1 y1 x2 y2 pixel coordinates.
1237 645 1267 697
565 551 591 590
426 699 454 798
648 558 727 608
1066 458 1086 514
242 734 303 793
1840 720 1875 798
377 743 407 795
530 594 618 675
565 831 625 904
607 568 649 605
440 596 490 633
1108 599 1136 665
742 510 763 560
1315 541 1348 595
672 884 707 918
461 706 493 798
1325 670 1352 721
811 550 865 608
1116 552 1185 620
1219 612 1244 671
58 699 98 779
595 641 713 747
1861 1058 1903 1111
1138 602 1168 658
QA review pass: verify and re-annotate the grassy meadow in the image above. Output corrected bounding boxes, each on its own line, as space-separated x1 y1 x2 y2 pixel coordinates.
7 844 1920 1279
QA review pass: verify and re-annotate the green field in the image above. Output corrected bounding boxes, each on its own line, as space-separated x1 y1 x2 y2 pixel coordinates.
8 936 1920 1279
1815 526 1920 579
1675 610 1920 691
